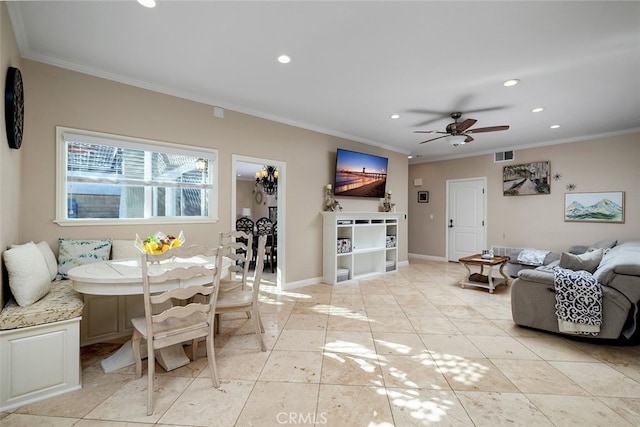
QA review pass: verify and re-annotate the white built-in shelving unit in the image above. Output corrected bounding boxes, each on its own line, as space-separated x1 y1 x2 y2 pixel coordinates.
322 212 401 284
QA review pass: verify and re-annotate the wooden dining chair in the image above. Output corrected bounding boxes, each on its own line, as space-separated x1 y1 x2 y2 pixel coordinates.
255 216 274 270
264 222 277 273
219 230 253 292
236 216 254 235
215 234 267 351
131 244 223 415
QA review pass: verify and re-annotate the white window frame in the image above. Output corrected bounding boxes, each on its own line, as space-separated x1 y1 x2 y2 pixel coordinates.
55 126 218 226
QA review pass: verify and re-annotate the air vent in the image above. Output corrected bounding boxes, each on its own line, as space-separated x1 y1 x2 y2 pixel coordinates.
494 150 514 163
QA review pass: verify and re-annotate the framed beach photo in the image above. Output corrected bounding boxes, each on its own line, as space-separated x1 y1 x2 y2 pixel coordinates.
418 191 429 203
564 191 624 223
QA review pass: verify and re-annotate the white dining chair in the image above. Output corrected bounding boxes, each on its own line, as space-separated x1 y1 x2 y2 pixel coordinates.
215 234 267 351
131 244 223 415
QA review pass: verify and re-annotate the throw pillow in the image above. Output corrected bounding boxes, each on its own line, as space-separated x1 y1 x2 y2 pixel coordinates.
9 241 58 281
3 242 52 306
111 239 140 260
559 248 604 274
36 241 59 281
57 238 112 279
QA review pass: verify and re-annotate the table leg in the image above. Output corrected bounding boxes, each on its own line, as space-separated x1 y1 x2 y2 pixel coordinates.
487 265 495 293
461 262 472 288
499 262 510 286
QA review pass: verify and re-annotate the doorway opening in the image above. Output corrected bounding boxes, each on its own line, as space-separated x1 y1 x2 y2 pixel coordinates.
232 155 286 290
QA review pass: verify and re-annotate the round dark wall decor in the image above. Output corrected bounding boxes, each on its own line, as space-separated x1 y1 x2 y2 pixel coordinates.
5 66 24 149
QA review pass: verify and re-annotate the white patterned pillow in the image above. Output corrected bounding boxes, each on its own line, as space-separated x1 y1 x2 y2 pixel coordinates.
57 238 112 279
3 242 52 306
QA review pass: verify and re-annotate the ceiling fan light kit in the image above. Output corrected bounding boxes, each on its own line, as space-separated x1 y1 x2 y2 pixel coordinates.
448 135 467 146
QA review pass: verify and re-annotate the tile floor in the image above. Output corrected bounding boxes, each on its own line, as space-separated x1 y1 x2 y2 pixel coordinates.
2 259 640 426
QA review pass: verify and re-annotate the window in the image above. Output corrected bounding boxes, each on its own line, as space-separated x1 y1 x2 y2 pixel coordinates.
56 127 218 226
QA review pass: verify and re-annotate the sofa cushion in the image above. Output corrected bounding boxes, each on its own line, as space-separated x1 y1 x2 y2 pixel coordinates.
588 239 617 252
57 238 112 279
0 280 84 330
559 248 603 274
3 242 52 307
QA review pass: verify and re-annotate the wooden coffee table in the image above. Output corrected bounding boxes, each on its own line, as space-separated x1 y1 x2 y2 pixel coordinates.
458 254 510 293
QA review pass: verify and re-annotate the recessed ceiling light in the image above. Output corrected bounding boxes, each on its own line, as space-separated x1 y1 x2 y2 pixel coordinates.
503 79 520 87
407 155 413 159
277 55 292 64
137 0 156 8
531 107 544 113
390 114 400 119
550 124 560 129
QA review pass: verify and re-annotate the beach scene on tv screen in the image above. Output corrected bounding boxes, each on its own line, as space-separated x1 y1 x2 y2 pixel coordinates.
335 150 387 198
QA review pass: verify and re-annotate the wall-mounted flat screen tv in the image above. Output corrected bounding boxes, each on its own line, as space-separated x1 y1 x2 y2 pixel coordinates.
334 148 388 198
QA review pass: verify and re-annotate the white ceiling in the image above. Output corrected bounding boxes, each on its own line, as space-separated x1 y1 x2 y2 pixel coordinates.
7 1 640 164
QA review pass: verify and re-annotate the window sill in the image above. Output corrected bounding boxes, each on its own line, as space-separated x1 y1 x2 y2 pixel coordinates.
54 217 220 227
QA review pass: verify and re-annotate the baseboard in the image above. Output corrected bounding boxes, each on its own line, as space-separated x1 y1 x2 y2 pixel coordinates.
408 253 448 262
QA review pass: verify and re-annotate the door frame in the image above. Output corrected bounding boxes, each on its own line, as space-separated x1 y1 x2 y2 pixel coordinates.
232 154 286 290
445 176 487 261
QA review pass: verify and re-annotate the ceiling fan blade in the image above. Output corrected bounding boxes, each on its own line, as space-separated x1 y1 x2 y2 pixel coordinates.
467 125 509 134
413 130 447 134
456 118 477 132
419 134 449 144
464 135 475 143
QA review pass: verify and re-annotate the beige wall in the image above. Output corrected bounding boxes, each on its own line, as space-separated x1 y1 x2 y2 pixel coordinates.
16 60 408 287
408 133 640 257
235 179 277 223
1 3 23 304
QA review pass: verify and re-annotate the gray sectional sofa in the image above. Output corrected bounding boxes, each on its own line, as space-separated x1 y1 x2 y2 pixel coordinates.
511 240 640 340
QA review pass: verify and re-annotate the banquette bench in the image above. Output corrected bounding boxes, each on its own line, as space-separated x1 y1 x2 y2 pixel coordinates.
0 241 86 411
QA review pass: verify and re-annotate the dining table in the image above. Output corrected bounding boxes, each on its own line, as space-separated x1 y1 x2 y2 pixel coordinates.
68 255 231 373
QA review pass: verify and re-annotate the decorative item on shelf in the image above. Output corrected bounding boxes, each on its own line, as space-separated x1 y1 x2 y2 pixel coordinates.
255 165 278 195
386 235 397 248
337 238 352 254
566 183 577 191
381 190 395 212
135 231 185 255
324 184 342 212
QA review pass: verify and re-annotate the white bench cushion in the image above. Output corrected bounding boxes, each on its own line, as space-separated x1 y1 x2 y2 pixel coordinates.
0 280 84 330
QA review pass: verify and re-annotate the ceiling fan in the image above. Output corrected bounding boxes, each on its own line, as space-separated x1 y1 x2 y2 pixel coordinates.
414 112 509 146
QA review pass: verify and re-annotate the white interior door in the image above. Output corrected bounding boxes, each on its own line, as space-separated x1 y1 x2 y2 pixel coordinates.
447 178 486 261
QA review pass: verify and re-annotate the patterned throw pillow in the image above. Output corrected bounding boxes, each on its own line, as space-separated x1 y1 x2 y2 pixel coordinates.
57 238 112 279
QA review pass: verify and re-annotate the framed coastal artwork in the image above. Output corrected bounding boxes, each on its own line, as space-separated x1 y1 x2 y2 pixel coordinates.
503 161 550 196
564 191 624 223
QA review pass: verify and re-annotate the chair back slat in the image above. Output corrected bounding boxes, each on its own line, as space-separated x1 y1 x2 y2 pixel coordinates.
219 231 253 290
